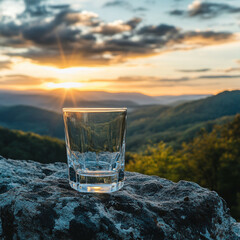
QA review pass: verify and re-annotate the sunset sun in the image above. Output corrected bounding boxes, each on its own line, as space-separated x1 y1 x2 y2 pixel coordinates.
45 82 83 89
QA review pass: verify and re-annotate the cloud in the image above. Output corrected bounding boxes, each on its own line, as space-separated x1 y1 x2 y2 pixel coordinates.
92 18 141 36
159 77 191 83
222 67 240 73
87 74 240 89
49 4 70 10
93 20 132 36
0 5 237 68
0 74 58 86
9 27 237 67
103 0 132 9
88 76 157 83
2 72 237 89
177 31 235 46
126 17 142 29
88 75 214 88
89 76 191 84
91 74 240 83
138 24 178 36
0 22 22 38
133 7 148 12
170 0 240 18
23 0 50 17
0 61 12 69
159 74 240 81
24 0 45 6
177 68 210 73
103 0 147 13
24 5 49 17
61 10 99 26
1 10 99 47
198 74 240 79
169 10 185 16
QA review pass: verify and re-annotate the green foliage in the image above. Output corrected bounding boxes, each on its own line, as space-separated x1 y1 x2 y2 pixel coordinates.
179 116 240 206
127 90 240 151
126 115 240 220
126 142 182 181
0 105 64 138
1 91 240 152
1 91 240 219
0 127 66 163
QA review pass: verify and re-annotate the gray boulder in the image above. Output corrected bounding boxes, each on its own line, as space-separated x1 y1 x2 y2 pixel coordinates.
0 156 239 240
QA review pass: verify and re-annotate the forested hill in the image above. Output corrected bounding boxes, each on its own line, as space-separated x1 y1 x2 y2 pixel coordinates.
0 105 64 139
0 90 240 151
127 114 240 220
0 127 66 163
128 90 240 134
127 90 240 150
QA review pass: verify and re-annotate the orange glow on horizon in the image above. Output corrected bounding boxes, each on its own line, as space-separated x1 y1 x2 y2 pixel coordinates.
1 83 229 96
45 82 83 89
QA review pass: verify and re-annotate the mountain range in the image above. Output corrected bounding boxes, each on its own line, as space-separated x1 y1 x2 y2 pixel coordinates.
0 90 239 151
127 90 240 150
0 89 209 112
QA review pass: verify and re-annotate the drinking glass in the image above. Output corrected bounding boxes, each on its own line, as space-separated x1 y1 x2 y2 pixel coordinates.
63 108 127 193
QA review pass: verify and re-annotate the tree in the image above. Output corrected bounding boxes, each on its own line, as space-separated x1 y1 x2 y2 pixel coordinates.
126 115 240 220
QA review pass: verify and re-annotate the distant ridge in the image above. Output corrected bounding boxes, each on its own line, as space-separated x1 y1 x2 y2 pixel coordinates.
0 91 139 112
0 89 210 111
0 90 239 151
127 90 240 150
154 94 211 105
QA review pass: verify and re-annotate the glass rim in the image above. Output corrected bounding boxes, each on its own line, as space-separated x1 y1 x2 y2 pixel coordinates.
62 107 127 113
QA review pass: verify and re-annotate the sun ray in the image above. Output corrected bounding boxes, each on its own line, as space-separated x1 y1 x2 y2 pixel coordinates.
55 32 67 67
69 89 78 107
58 88 68 109
44 82 83 108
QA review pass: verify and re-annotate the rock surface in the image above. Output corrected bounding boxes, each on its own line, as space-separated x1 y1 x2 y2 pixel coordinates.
0 156 239 240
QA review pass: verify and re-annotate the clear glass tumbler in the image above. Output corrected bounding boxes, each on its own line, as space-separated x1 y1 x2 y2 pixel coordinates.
63 108 127 193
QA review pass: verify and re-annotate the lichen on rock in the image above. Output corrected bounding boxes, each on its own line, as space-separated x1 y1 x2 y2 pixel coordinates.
0 156 239 240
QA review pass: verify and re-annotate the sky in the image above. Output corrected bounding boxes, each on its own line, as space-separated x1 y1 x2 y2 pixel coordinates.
0 0 240 95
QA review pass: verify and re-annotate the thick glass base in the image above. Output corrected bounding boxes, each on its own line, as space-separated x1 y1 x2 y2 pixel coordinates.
68 166 125 193
69 180 124 193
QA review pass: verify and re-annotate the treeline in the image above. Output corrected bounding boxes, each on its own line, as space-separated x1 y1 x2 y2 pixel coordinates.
1 90 240 152
0 127 66 163
1 114 239 219
126 114 240 220
127 90 240 151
